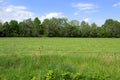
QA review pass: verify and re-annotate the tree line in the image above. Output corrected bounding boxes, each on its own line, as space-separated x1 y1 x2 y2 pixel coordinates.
0 17 120 37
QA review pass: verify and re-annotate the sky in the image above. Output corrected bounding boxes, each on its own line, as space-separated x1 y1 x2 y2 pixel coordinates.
0 0 120 26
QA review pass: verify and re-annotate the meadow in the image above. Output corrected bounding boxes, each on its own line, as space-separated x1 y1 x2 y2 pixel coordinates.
0 38 120 80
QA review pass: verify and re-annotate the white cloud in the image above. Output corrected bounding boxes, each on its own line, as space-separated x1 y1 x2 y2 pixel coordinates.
0 5 35 22
113 2 120 7
83 18 90 22
74 12 79 16
40 12 64 21
72 2 98 15
5 5 26 12
72 3 97 10
96 20 104 26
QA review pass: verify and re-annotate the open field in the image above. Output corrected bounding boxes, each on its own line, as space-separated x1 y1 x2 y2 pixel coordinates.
0 38 120 80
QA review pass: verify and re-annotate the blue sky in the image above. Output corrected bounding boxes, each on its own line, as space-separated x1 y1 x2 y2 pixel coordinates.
0 0 120 26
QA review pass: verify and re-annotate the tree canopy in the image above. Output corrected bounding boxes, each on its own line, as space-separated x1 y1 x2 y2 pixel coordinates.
0 17 120 37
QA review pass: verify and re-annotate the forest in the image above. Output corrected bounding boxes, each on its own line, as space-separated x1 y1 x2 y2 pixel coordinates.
0 17 120 37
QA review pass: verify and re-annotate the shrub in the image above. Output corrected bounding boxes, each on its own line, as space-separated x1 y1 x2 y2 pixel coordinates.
45 70 55 80
43 70 110 80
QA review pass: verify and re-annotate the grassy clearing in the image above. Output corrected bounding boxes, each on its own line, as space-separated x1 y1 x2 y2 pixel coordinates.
0 38 120 80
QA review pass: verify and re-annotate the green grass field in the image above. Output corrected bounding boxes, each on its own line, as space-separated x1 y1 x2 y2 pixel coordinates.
0 38 120 80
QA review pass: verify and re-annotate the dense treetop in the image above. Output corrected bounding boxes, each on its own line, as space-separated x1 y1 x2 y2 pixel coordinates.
0 17 120 37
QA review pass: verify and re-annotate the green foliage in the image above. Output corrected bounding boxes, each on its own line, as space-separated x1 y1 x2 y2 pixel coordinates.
80 21 91 37
43 70 110 80
0 22 4 37
31 76 38 80
90 23 97 37
9 20 19 36
2 21 10 36
73 73 84 80
61 72 72 80
45 70 55 80
34 17 41 28
0 18 120 37
102 19 120 37
33 17 41 37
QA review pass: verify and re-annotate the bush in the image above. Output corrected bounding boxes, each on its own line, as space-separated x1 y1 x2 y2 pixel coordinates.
43 70 110 80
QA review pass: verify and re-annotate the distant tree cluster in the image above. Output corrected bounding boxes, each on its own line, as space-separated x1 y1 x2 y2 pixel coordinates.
0 17 120 37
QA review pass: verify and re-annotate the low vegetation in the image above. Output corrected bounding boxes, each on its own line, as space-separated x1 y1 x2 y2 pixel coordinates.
0 38 120 80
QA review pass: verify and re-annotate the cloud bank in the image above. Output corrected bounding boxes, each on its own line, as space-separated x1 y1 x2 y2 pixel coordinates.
113 2 120 7
40 12 64 22
0 5 35 22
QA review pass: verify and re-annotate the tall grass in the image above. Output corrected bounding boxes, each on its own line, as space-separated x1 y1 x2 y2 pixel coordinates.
0 38 120 79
